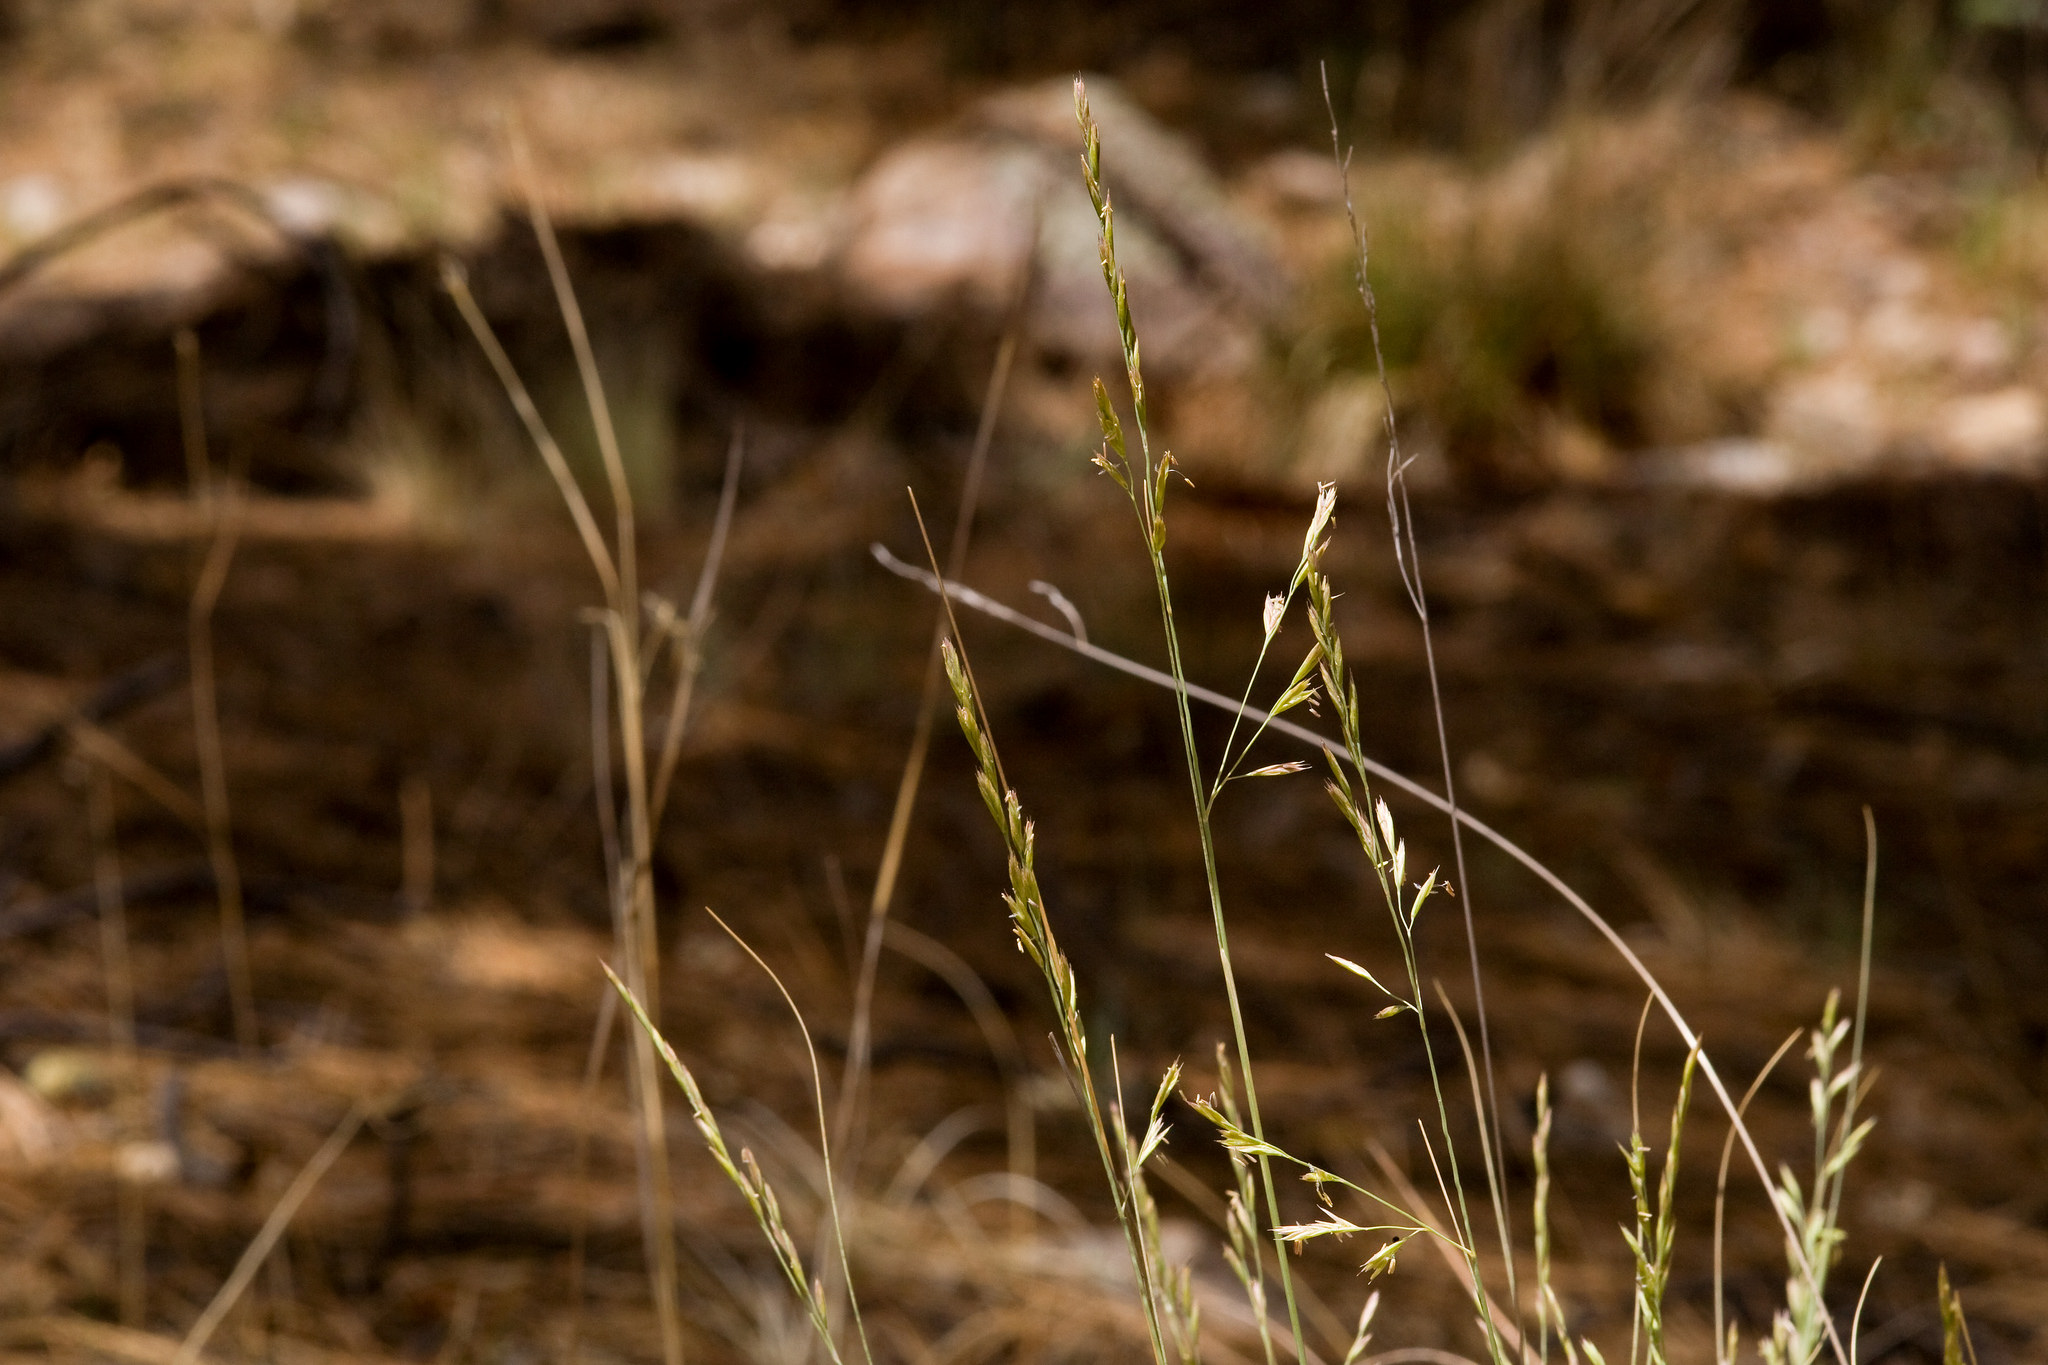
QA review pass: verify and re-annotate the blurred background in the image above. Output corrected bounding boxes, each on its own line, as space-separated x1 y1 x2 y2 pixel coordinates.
0 3 2045 1363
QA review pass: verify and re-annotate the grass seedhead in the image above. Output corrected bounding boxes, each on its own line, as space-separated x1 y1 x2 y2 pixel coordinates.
1938 1265 1979 1365
943 629 1175 1364
1620 1042 1700 1365
607 967 851 1365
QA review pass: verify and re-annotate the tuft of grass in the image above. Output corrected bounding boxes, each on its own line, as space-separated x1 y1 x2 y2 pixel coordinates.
1294 164 1656 488
578 66 1966 1365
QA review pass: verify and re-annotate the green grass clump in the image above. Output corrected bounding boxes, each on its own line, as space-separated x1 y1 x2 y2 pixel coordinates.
1295 173 1654 487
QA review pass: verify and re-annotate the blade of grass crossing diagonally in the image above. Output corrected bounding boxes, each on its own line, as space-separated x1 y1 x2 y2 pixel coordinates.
836 296 1027 1246
171 1106 366 1365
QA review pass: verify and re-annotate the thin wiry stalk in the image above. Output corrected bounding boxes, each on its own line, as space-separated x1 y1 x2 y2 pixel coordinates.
171 1105 366 1365
1830 808 1879 1238
1074 76 1309 1363
441 262 620 603
1712 1030 1801 1365
837 308 1023 1216
1361 1139 1526 1357
873 546 1852 1362
701 908 875 1365
512 131 639 655
608 969 851 1365
1848 1258 1882 1365
446 214 682 1365
1320 63 1516 1326
648 425 744 830
176 329 256 1054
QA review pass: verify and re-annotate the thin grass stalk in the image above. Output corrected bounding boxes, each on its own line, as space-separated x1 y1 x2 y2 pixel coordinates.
176 330 255 1053
1358 1139 1517 1354
1712 1030 1801 1365
1319 66 1515 1326
1434 986 1507 1289
1626 996 1655 1365
564 984 619 1365
1212 1050 1278 1365
876 547 1851 1362
589 622 678 1350
648 427 744 830
866 296 1024 924
837 314 1021 1207
1827 809 1879 1238
441 264 619 604
512 133 639 655
446 237 681 1365
1937 1265 1978 1365
1310 595 1504 1363
608 969 849 1365
171 1106 365 1365
1073 77 1307 1364
1763 929 1877 1365
1532 1078 1556 1365
89 766 145 1327
1113 1044 1199 1365
701 908 874 1365
589 629 624 909
1621 1035 1700 1365
1848 1257 1882 1365
601 562 683 1365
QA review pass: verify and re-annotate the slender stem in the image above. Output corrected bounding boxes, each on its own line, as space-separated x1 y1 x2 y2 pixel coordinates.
1321 64 1515 1320
840 322 1020 1167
